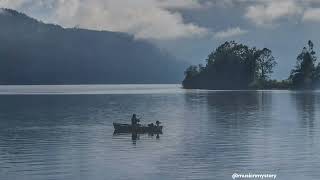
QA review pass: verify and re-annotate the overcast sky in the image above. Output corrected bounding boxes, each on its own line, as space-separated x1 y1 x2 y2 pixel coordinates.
1 0 320 79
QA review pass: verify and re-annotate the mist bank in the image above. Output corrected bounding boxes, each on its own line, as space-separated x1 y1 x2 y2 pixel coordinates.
0 9 187 85
183 41 320 90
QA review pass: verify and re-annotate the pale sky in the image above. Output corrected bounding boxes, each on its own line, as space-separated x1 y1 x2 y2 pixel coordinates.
1 0 320 79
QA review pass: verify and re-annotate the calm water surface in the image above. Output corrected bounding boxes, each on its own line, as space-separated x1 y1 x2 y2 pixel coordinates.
0 85 320 180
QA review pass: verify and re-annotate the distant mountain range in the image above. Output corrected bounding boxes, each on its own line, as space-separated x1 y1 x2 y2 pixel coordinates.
0 9 187 85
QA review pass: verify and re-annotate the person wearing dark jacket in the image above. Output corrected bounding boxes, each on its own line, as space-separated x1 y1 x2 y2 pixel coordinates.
131 114 140 126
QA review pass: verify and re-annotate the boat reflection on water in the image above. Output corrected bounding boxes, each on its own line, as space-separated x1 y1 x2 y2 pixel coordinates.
113 131 162 144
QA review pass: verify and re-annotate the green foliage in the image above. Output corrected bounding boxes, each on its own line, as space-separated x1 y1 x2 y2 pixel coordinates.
184 65 199 79
249 79 291 89
290 40 319 89
183 40 320 90
206 41 250 66
183 41 277 89
198 64 205 73
256 48 277 81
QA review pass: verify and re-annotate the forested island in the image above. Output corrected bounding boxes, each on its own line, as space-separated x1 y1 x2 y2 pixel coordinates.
183 40 320 90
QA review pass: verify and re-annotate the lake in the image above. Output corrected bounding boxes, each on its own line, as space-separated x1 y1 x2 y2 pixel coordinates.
0 85 320 180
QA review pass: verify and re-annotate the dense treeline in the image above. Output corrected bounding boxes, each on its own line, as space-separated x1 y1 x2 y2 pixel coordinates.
289 40 320 89
183 40 320 90
183 41 277 89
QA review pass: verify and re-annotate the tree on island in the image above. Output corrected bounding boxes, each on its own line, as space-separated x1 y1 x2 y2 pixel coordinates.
256 48 277 81
290 40 320 89
183 41 277 89
184 65 199 80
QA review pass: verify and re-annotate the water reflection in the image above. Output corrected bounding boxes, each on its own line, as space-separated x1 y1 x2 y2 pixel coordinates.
185 91 274 128
291 91 320 133
113 132 161 144
183 91 275 175
1 87 320 180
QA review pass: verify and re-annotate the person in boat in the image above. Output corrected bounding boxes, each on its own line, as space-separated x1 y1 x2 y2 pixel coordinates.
131 114 140 126
156 121 161 127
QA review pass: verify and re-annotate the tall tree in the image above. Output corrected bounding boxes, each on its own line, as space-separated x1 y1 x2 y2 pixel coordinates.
256 48 277 81
290 40 317 89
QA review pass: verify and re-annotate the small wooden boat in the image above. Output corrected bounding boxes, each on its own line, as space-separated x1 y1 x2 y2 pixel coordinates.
113 123 163 134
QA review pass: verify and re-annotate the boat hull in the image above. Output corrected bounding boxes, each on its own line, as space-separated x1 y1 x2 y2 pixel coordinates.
113 123 163 134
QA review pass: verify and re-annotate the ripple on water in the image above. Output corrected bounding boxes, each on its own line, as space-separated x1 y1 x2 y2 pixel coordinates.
0 88 320 179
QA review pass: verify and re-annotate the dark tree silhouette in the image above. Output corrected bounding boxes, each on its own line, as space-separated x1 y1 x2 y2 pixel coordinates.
183 41 277 90
290 40 318 89
184 65 199 80
256 48 277 81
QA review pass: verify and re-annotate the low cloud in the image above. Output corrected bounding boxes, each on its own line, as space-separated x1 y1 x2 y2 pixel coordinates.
245 0 303 26
0 0 210 40
3 0 320 40
303 8 320 22
214 27 248 39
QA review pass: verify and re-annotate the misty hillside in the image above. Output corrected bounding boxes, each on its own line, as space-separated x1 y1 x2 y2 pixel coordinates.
0 9 187 84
